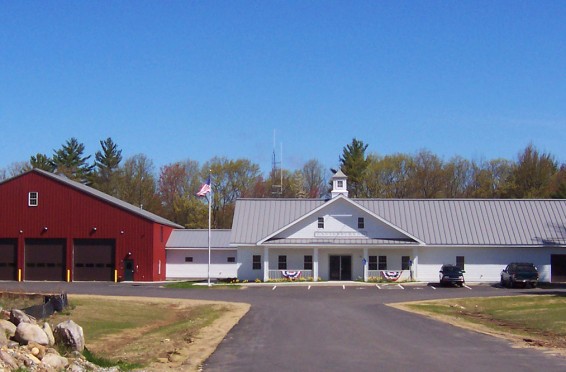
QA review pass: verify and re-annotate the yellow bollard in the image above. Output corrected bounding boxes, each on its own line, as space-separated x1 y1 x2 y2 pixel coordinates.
67 269 71 282
114 269 118 282
18 268 22 282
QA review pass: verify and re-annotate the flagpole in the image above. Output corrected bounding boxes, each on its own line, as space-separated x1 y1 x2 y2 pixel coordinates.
207 172 212 287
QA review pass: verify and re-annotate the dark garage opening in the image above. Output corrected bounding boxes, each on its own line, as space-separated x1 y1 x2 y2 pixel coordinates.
551 254 566 283
25 239 66 281
74 239 115 281
0 239 17 280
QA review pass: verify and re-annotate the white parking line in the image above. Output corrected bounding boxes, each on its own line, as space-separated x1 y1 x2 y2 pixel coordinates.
308 285 311 290
272 286 277 290
342 285 346 290
463 284 472 290
430 285 437 290
397 284 404 289
376 284 381 290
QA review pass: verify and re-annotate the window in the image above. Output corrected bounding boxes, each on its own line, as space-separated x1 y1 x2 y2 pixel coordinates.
318 217 324 229
227 257 236 263
456 256 465 270
185 257 193 262
337 180 343 188
402 256 411 270
358 217 365 229
304 255 313 270
28 192 38 207
278 255 287 270
379 256 387 270
368 256 377 270
252 255 261 270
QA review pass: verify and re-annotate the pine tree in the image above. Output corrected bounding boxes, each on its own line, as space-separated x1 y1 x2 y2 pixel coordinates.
339 138 369 197
93 137 123 195
51 138 95 184
29 153 55 172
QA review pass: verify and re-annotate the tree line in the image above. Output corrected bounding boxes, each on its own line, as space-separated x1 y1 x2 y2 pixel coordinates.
1 137 564 229
340 139 565 200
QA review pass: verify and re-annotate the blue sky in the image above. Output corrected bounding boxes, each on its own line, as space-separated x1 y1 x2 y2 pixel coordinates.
1 1 565 176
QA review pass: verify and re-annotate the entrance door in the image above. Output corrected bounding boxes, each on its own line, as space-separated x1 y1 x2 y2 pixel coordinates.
329 255 352 281
124 259 135 281
551 255 566 282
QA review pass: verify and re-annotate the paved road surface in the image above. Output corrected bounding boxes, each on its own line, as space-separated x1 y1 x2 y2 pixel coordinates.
2 282 565 372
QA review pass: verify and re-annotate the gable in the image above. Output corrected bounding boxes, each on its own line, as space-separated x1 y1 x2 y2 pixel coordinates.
0 169 182 228
261 196 420 245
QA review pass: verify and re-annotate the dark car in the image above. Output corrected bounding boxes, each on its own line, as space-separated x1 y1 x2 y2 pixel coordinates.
439 264 465 287
500 262 539 288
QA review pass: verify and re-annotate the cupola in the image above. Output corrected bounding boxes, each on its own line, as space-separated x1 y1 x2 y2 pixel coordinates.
331 169 348 198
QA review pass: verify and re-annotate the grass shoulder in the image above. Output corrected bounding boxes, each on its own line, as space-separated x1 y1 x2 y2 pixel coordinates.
164 281 242 289
48 295 249 371
389 294 566 353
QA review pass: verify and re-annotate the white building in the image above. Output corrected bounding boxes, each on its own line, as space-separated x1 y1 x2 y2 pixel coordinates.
166 229 237 279
231 171 566 283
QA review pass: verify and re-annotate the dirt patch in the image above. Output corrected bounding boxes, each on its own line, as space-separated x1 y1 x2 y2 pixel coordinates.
69 295 250 371
389 301 566 357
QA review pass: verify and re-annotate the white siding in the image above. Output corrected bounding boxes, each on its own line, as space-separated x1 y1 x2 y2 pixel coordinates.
166 249 237 279
275 199 409 240
415 246 564 283
237 247 264 281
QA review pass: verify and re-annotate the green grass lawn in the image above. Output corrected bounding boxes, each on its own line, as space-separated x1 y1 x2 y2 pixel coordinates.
164 281 242 289
400 295 566 347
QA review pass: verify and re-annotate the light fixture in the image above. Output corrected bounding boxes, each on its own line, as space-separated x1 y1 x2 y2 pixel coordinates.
92 227 97 232
42 226 48 231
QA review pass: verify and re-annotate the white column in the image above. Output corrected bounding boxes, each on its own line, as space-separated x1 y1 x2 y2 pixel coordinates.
263 246 270 282
412 247 418 281
313 247 319 282
363 247 369 282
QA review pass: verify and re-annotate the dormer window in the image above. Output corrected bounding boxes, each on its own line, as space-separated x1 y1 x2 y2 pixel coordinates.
318 217 324 229
358 217 365 229
28 192 38 207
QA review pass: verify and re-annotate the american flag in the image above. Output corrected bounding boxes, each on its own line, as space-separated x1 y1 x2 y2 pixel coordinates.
196 176 211 196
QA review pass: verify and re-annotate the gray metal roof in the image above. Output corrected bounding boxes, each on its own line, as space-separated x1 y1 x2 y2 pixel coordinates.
263 238 417 246
231 197 566 246
167 229 233 249
29 169 184 228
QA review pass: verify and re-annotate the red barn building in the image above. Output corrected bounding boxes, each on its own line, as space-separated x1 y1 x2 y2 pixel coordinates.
0 169 183 282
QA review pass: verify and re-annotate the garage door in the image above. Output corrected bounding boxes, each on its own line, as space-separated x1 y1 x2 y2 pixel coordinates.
74 239 115 281
0 239 17 280
25 239 66 281
551 255 566 282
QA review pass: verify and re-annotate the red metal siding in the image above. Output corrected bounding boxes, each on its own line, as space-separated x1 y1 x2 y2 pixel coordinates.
0 171 172 281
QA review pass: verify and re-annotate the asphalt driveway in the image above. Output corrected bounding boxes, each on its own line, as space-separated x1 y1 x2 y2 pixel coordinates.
2 281 566 371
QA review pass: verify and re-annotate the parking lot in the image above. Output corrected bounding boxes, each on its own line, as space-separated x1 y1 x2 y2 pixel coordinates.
2 281 566 371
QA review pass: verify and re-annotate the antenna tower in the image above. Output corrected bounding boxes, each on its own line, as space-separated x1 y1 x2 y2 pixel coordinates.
271 131 283 196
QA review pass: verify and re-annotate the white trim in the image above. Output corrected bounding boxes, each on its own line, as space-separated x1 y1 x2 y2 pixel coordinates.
257 194 425 246
166 247 237 251
28 191 38 207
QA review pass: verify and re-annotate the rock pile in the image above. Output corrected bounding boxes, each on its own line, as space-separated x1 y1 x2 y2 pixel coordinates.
0 307 115 371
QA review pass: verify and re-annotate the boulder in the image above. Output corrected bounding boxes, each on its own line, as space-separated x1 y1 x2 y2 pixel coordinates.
54 320 85 352
0 319 17 337
10 309 36 326
14 322 50 345
42 322 55 346
42 353 69 369
0 349 19 370
0 329 7 346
